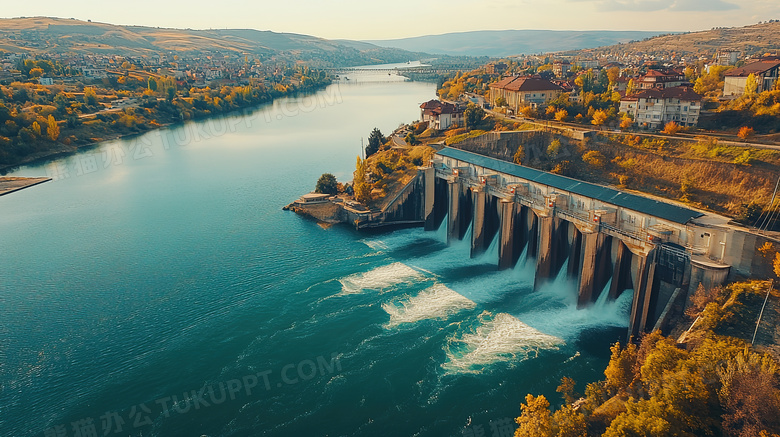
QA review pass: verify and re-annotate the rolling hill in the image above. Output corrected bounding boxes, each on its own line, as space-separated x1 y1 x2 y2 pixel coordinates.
364 29 664 57
0 17 429 67
581 21 780 57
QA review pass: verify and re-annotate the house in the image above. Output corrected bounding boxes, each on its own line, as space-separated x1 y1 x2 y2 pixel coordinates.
39 77 54 85
81 68 107 78
635 70 688 90
723 58 780 97
486 62 508 75
489 76 565 113
576 59 600 69
420 99 464 130
620 86 703 129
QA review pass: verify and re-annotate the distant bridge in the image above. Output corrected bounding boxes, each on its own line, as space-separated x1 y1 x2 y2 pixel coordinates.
324 67 462 75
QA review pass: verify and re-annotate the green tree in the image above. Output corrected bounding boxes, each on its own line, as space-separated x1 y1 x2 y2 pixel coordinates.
166 86 176 102
366 127 384 157
547 139 562 160
464 103 485 130
315 173 338 195
404 132 419 146
148 77 158 92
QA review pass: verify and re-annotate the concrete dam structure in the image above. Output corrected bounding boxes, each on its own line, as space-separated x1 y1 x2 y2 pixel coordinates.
361 146 777 340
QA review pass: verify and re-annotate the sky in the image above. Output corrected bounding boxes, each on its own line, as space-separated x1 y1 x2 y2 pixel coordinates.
2 0 779 40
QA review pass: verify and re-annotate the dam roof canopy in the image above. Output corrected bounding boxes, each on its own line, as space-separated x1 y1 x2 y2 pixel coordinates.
436 147 704 225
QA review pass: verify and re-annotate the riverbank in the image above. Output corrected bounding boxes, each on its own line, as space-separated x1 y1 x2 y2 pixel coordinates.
0 69 333 172
0 176 51 196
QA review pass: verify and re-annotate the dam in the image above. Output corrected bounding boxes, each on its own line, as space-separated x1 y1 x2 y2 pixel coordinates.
349 146 777 340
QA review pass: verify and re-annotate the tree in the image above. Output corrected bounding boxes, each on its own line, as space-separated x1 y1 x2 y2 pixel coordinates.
547 139 562 159
495 96 507 107
514 394 552 437
604 341 637 394
552 405 588 437
29 67 44 78
353 156 371 204
166 86 176 102
148 77 158 92
606 67 620 88
737 126 754 140
84 87 98 106
31 121 41 136
745 73 759 95
46 115 59 141
513 145 525 165
464 103 485 130
315 173 338 195
626 79 636 96
582 150 605 168
554 109 568 122
366 128 384 157
404 132 419 146
591 109 608 127
620 116 633 130
557 377 578 404
661 121 680 135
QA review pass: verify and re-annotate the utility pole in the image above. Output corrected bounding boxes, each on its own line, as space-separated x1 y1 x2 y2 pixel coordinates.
752 279 773 345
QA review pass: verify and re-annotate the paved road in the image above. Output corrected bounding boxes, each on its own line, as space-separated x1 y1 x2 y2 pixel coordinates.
489 109 780 152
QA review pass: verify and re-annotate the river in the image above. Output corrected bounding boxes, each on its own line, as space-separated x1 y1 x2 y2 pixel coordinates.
0 73 632 437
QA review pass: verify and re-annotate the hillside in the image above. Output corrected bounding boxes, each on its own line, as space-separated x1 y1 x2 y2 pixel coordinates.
582 21 780 58
365 29 663 57
0 17 430 67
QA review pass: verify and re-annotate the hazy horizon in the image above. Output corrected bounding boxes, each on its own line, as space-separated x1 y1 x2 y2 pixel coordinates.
1 0 778 40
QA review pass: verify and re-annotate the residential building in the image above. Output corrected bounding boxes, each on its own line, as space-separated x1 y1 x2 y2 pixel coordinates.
723 57 780 97
716 50 741 66
635 69 688 90
552 60 571 78
39 77 54 85
489 76 565 113
420 99 464 130
620 86 703 128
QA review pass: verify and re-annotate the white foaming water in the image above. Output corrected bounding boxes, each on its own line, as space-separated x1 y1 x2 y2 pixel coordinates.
434 214 448 243
519 270 634 341
442 311 563 375
475 232 500 265
382 283 476 328
361 228 429 251
338 262 426 294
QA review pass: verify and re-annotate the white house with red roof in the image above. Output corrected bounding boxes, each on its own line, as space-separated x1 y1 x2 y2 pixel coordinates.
620 86 703 128
420 100 464 130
